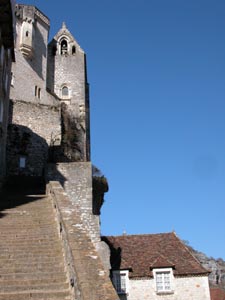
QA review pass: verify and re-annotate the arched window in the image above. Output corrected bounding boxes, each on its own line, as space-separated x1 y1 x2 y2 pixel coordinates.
26 31 29 37
72 45 76 55
62 86 69 97
38 88 41 99
35 85 38 97
60 39 68 55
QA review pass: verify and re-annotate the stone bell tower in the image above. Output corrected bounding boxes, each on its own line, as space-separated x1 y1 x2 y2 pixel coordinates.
47 22 90 162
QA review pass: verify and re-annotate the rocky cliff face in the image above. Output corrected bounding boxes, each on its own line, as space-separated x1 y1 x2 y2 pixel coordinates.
188 245 225 290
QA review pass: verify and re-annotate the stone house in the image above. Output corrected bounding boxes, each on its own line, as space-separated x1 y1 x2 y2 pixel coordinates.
0 0 15 188
103 232 211 300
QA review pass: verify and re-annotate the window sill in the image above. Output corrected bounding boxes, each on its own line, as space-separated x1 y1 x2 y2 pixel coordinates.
156 291 174 295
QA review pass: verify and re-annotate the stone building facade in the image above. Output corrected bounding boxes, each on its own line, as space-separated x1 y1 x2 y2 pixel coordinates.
7 3 102 245
0 0 15 188
103 232 211 300
6 4 212 300
8 3 90 175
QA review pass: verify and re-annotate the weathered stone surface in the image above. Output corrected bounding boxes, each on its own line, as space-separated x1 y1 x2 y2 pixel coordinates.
47 162 101 244
0 180 71 299
48 180 119 300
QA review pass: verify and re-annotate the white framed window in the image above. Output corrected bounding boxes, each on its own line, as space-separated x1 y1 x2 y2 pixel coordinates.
112 270 129 295
153 268 174 294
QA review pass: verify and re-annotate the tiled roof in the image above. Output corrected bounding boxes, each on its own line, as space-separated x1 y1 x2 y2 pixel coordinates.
102 232 209 278
210 287 225 300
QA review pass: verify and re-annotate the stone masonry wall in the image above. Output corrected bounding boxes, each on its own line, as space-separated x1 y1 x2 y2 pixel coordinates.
123 276 211 300
10 5 53 106
47 162 101 244
47 181 119 300
10 100 61 145
7 100 61 176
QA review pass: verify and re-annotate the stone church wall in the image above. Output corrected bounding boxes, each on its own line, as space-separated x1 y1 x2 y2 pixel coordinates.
7 100 61 176
10 5 55 106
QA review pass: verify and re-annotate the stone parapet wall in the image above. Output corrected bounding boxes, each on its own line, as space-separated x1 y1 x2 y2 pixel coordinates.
47 162 100 244
47 180 119 300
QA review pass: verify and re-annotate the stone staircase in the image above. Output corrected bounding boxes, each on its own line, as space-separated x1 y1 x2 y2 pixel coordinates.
0 179 71 300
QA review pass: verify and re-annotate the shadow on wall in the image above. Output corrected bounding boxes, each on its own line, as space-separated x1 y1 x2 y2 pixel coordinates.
7 123 48 177
101 237 122 270
46 39 56 93
6 123 66 188
0 176 46 218
101 237 128 300
7 124 65 186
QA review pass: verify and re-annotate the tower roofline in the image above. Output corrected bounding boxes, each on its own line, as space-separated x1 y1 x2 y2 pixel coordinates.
52 23 84 53
15 4 50 27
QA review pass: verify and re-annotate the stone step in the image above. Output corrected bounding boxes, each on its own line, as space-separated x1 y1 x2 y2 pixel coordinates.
0 238 60 245
0 290 71 300
0 282 69 293
0 256 63 264
0 189 71 300
0 276 68 286
0 239 62 248
0 221 58 227
0 231 58 236
0 266 65 274
0 253 63 260
0 249 62 257
0 261 64 269
0 252 63 260
0 272 67 281
1 241 62 247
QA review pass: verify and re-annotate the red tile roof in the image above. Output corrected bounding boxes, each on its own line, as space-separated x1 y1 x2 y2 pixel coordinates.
102 232 209 278
210 287 225 300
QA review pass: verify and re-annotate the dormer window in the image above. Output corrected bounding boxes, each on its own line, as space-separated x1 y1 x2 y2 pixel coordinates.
153 268 174 294
60 39 68 55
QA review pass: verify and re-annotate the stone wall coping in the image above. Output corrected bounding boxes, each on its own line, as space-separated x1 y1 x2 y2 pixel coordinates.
47 180 119 300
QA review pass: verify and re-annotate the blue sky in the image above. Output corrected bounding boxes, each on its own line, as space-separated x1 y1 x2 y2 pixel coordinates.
21 0 225 259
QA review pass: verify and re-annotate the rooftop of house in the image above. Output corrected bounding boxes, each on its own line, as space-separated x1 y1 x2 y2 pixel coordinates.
102 232 209 278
